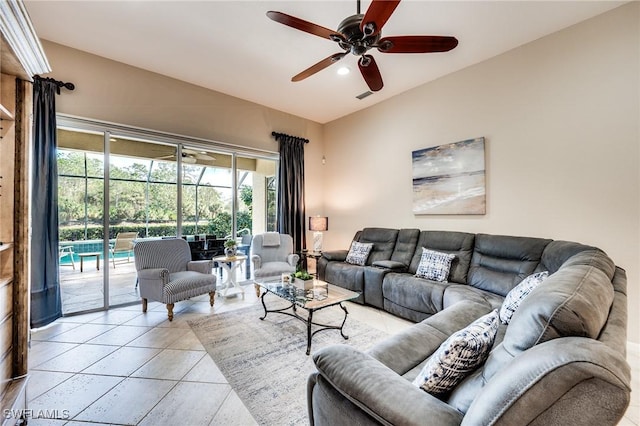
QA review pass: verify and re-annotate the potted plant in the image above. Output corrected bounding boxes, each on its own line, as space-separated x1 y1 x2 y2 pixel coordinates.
224 239 238 257
291 269 314 291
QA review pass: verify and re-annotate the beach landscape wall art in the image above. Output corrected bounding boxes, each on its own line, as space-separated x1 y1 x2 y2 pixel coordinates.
412 137 486 215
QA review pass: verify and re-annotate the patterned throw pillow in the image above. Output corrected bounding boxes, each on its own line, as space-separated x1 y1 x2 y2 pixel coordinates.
345 241 373 266
412 310 500 396
415 248 456 282
499 271 549 324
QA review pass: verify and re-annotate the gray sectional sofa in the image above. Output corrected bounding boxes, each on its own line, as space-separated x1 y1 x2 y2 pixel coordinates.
308 228 631 425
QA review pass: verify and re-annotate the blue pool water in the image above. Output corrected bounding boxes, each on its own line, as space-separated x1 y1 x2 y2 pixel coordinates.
60 251 132 265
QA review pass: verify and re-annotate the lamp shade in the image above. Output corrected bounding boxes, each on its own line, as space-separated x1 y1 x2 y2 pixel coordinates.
309 216 328 232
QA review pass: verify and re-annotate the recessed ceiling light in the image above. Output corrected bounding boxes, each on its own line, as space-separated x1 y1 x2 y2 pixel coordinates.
337 66 350 76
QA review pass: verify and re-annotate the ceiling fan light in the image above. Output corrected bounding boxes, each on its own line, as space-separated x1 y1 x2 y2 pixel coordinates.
337 66 350 76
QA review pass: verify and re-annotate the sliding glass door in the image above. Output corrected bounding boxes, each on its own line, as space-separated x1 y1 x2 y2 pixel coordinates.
57 128 106 314
107 135 179 307
56 117 278 315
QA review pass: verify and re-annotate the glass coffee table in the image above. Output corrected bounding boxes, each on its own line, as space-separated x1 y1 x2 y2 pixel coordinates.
254 277 360 355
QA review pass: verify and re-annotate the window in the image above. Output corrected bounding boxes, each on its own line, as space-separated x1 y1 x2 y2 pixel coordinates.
56 117 278 314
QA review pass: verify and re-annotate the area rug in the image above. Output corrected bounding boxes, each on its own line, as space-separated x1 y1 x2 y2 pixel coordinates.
188 299 389 426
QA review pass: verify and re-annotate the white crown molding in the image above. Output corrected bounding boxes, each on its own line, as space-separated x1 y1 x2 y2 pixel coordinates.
0 0 50 79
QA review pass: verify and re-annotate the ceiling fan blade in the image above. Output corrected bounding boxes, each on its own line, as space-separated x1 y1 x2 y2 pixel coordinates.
358 55 383 92
196 153 215 161
360 0 401 37
377 36 458 53
183 148 215 161
267 11 340 40
292 52 347 82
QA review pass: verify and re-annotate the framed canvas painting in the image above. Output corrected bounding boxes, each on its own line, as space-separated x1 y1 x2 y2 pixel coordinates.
412 137 486 215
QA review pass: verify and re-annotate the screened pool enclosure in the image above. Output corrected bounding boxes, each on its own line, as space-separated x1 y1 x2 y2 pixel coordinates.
56 118 278 314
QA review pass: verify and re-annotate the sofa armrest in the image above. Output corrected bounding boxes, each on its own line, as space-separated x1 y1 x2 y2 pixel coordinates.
312 345 463 426
251 254 261 269
463 337 631 425
322 250 348 262
287 253 300 267
187 260 213 274
367 300 493 375
372 260 407 272
137 268 169 283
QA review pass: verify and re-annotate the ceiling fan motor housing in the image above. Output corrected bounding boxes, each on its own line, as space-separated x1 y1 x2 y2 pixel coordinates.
336 14 380 56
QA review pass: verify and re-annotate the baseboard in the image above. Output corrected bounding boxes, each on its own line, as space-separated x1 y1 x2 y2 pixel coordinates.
1 375 28 426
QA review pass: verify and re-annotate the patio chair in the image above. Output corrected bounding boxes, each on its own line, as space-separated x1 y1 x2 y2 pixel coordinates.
133 238 217 321
109 232 138 268
251 233 299 279
59 245 76 270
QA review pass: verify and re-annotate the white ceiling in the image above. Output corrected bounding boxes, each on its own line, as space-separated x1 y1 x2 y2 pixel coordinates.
24 1 624 124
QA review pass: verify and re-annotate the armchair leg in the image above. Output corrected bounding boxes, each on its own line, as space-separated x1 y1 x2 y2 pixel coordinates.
166 303 174 321
209 292 215 306
142 298 148 313
254 284 261 298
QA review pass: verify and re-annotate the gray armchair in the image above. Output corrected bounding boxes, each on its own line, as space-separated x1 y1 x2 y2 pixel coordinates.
250 233 299 279
134 238 216 321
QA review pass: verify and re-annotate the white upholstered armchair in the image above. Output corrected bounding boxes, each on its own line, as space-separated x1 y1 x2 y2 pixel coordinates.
251 233 299 279
134 238 216 321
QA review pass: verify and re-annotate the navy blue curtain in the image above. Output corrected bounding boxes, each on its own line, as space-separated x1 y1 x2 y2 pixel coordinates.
30 77 62 328
275 133 307 254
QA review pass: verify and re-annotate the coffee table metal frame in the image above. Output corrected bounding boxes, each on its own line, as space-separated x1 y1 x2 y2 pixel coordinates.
254 278 360 355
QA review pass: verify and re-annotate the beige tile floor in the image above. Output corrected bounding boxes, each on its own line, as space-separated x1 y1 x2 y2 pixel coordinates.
28 284 639 426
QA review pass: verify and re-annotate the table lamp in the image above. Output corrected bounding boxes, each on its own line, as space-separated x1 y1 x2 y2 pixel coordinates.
309 216 328 252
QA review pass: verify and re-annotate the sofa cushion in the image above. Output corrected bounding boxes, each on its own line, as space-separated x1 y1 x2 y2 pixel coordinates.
482 250 615 383
324 262 366 303
346 241 373 266
415 248 456 282
383 273 449 321
467 234 551 297
442 285 504 312
409 231 475 284
539 240 596 274
390 228 420 266
506 251 614 350
499 271 548 324
356 227 399 265
412 310 499 396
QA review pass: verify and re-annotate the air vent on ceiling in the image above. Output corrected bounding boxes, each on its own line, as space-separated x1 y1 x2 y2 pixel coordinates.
356 91 373 100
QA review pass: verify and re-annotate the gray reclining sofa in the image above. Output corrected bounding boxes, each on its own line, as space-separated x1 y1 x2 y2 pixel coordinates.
309 228 630 425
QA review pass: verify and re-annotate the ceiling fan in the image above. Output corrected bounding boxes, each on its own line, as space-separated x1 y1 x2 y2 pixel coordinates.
266 0 458 92
158 148 215 164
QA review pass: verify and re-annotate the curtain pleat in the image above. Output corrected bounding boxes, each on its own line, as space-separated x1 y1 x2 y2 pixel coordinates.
276 135 306 255
30 78 62 328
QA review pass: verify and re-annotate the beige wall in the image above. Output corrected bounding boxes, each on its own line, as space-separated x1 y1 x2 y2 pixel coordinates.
40 40 326 249
40 4 639 343
323 3 639 343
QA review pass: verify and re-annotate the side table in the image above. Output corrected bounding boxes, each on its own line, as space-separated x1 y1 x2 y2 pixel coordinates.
212 254 248 297
78 252 101 272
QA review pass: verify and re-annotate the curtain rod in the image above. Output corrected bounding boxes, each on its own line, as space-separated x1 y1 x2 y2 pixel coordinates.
271 131 309 144
34 75 75 94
